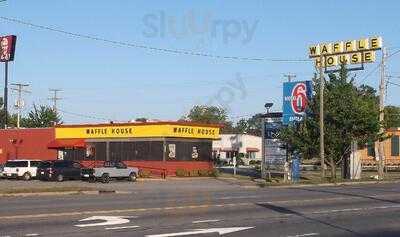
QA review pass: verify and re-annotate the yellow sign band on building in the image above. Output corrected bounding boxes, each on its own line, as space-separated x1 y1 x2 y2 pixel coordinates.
55 124 221 140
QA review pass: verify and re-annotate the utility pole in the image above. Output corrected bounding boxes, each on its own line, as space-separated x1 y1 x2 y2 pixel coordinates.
377 47 387 179
10 83 30 128
284 73 296 83
48 89 62 113
319 55 326 179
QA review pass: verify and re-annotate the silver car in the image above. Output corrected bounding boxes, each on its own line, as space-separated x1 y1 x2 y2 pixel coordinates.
82 161 139 183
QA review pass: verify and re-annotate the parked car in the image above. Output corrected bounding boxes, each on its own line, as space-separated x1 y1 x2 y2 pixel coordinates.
3 159 42 180
0 163 4 179
37 160 82 182
82 161 138 183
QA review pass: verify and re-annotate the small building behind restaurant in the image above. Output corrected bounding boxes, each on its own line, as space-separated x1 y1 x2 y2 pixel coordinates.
360 127 400 167
212 134 262 165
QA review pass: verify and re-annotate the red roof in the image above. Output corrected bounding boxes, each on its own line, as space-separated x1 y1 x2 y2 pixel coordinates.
47 139 86 149
246 147 260 152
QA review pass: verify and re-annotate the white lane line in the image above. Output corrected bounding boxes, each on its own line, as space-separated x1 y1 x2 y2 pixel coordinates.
25 234 40 237
218 195 260 200
287 233 319 237
192 219 221 224
311 204 400 215
105 225 140 230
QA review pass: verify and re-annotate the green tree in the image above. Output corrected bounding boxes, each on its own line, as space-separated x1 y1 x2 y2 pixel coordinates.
234 118 248 134
280 66 381 180
231 114 263 136
135 117 148 122
185 105 234 133
0 97 6 129
23 104 62 128
384 106 400 128
246 113 263 136
0 97 17 129
186 105 228 123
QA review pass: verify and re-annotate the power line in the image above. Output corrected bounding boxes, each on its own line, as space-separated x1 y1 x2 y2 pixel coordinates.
387 80 400 87
387 49 400 59
358 63 380 85
58 109 114 122
0 16 312 63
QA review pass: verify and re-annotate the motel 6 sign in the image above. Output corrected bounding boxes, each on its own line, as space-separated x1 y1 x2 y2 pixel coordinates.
282 81 313 125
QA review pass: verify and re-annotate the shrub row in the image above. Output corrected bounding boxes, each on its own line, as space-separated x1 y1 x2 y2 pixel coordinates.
249 160 261 165
175 168 219 177
138 170 152 178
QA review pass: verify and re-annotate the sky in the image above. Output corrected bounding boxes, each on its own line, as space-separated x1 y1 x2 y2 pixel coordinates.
0 0 399 124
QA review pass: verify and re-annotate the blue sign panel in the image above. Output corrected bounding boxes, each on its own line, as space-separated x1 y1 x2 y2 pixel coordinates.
282 81 313 125
264 116 286 170
291 158 301 182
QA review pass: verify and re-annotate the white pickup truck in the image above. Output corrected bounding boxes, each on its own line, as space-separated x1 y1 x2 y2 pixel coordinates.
3 159 42 180
81 161 139 183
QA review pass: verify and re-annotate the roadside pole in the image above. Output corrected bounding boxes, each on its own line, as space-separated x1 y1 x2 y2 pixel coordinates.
4 61 8 128
319 55 326 179
233 156 237 176
261 117 266 179
377 47 387 179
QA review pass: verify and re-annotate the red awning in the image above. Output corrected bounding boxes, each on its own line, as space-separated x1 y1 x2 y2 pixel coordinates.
246 147 260 152
47 139 86 149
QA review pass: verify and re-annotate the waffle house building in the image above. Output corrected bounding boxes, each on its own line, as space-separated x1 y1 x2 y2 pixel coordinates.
0 122 221 176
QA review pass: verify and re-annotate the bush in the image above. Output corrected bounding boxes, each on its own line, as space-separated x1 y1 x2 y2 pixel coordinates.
176 168 188 177
189 170 199 177
249 160 261 166
210 168 220 177
198 169 210 177
139 170 151 178
176 169 217 177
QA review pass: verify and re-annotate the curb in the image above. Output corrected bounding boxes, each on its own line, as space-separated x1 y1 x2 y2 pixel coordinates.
0 190 132 197
167 177 214 181
262 179 400 188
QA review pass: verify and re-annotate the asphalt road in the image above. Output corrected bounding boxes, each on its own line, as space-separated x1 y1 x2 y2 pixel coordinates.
1 179 400 237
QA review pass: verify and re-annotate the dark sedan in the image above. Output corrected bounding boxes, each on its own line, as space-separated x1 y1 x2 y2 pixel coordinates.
37 160 82 182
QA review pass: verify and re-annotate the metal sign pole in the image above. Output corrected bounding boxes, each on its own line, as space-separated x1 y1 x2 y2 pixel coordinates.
4 61 8 128
319 55 325 179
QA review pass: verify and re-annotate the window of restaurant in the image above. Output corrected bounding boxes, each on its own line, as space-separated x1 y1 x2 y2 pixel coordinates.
391 135 400 157
109 141 163 161
367 142 375 157
63 149 85 161
166 141 212 162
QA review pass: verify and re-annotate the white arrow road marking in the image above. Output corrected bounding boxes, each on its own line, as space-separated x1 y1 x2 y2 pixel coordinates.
75 216 130 227
146 227 254 237
287 233 319 237
105 225 140 230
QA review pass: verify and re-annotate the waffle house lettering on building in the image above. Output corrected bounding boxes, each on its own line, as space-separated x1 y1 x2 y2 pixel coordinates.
111 127 133 135
86 128 108 135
